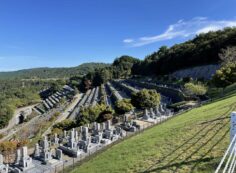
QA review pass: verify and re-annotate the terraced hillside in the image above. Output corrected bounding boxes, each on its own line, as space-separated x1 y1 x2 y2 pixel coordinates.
70 94 236 173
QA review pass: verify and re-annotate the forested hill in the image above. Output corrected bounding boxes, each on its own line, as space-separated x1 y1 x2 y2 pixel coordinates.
0 63 110 79
132 27 236 76
80 28 236 89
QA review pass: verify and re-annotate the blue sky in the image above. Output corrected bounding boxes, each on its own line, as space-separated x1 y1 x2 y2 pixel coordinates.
0 0 236 71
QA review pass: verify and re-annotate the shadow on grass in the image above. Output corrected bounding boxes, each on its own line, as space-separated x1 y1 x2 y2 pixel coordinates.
141 105 233 173
189 128 229 173
172 120 229 173
143 157 215 173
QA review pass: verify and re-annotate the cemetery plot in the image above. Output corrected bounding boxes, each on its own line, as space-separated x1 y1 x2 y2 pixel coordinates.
105 82 123 107
1 120 126 173
110 80 133 98
69 94 236 173
99 84 110 106
91 87 100 106
123 79 173 104
120 104 173 133
33 85 75 116
68 87 102 120
112 79 139 97
0 86 175 173
104 84 113 106
68 93 85 120
84 88 95 106
58 120 124 158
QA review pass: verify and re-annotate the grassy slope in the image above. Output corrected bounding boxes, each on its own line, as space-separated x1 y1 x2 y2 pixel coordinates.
71 94 236 173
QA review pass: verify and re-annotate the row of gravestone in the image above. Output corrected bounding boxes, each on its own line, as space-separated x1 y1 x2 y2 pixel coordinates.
34 86 74 115
69 86 101 120
81 86 100 107
0 141 63 173
118 80 139 96
106 82 123 102
142 105 173 121
57 120 125 157
100 84 110 106
0 106 173 173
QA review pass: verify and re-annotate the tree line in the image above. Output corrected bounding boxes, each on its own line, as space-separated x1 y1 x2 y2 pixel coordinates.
79 28 236 91
79 56 140 91
132 27 236 76
0 63 109 80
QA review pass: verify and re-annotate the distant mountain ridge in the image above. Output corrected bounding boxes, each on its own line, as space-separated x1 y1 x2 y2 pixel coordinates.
0 63 110 79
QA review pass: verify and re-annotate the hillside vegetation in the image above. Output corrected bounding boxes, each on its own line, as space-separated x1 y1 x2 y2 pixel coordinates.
132 27 236 76
79 28 236 90
0 80 57 128
71 94 236 173
0 63 109 79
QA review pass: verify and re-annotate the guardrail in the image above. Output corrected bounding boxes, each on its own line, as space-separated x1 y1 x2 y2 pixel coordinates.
215 112 236 173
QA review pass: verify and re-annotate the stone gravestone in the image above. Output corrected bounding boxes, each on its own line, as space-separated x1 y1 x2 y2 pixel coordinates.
0 154 3 165
40 136 52 164
0 154 8 173
34 143 40 157
69 129 77 149
150 108 155 118
17 146 34 170
143 109 150 120
155 105 161 117
56 149 63 161
81 127 89 141
75 130 79 142
124 114 128 122
54 133 59 145
105 120 111 130
16 149 21 164
63 130 67 138
102 122 106 130
159 104 165 114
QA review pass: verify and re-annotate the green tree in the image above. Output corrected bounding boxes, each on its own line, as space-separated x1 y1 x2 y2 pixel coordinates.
113 55 140 78
115 99 134 115
51 82 63 93
53 119 76 131
96 109 113 123
132 27 236 76
212 62 236 87
78 104 114 125
184 82 208 95
131 89 161 109
219 46 236 65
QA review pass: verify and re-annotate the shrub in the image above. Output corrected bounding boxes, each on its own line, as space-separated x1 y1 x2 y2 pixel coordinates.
115 99 134 115
184 82 208 96
77 104 114 125
53 119 76 131
131 89 161 109
212 62 236 87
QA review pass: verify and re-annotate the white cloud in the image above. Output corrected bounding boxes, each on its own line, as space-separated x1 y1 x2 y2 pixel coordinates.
123 39 134 43
124 17 236 47
196 26 221 34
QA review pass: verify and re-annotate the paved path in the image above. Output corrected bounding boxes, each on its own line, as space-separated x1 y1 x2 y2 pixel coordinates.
0 104 38 134
0 93 81 142
42 93 82 136
57 93 82 122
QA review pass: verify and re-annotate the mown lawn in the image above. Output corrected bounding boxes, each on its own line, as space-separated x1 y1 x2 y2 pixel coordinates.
70 94 236 173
